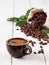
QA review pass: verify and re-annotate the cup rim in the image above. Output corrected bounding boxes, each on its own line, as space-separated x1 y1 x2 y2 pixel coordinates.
6 38 29 46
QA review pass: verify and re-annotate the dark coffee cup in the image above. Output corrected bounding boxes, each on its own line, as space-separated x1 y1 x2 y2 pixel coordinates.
6 38 32 58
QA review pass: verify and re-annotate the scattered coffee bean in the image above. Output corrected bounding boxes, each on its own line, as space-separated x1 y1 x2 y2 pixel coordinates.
40 46 43 48
34 52 37 54
38 38 41 41
38 50 41 54
38 49 44 54
42 43 47 45
16 29 19 30
39 41 43 44
41 49 44 54
29 40 36 46
33 42 36 44
32 44 34 46
39 41 47 45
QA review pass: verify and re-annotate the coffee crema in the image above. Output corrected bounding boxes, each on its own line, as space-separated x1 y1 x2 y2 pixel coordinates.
7 38 28 46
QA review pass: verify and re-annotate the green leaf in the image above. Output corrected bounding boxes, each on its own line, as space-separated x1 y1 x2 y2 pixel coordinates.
7 8 35 22
26 10 30 18
19 15 27 21
16 21 27 26
26 7 35 18
42 29 49 34
7 17 19 22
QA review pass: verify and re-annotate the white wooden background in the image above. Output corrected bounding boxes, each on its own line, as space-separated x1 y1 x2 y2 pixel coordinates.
0 0 49 65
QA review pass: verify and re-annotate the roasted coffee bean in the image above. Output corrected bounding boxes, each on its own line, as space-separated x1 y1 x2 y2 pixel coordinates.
39 41 47 45
28 17 33 21
16 29 19 30
42 43 47 45
38 49 44 54
32 42 36 46
47 39 49 43
33 42 36 44
38 51 41 54
29 40 36 46
41 49 44 54
40 46 43 48
34 52 37 54
29 40 32 43
32 44 34 46
38 38 41 41
39 41 43 44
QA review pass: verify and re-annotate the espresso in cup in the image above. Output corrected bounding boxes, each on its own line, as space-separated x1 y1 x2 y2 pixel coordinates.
6 38 32 58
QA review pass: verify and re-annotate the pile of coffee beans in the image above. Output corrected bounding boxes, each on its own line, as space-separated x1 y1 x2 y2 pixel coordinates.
28 12 47 28
20 11 49 41
20 10 49 54
20 22 49 42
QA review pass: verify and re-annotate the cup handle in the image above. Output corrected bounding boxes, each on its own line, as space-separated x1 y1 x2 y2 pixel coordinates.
24 45 32 55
